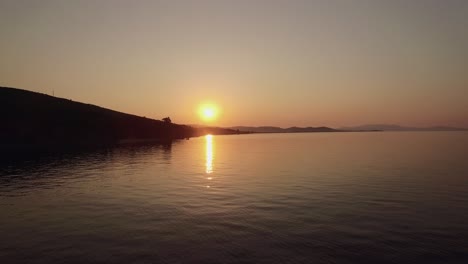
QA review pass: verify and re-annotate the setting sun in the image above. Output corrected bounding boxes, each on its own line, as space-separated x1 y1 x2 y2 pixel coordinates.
199 104 218 122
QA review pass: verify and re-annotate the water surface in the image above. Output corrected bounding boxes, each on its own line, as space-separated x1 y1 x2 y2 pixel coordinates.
1 132 468 263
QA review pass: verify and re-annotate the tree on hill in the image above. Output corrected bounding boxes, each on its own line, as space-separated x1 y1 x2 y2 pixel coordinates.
162 117 172 123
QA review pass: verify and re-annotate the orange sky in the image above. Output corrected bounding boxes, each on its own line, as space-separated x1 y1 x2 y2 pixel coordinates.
1 0 467 128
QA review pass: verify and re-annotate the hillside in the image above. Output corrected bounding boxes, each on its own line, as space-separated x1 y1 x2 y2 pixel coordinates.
0 87 238 150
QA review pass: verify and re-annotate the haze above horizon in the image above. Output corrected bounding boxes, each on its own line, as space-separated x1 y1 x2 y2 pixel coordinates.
1 0 467 128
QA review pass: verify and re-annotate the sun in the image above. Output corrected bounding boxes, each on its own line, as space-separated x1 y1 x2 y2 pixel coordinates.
203 108 215 119
199 104 218 122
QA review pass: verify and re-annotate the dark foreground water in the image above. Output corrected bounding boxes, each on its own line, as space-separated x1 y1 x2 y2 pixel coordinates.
1 132 468 264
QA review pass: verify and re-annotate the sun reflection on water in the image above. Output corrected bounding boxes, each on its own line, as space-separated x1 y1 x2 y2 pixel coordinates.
205 134 213 174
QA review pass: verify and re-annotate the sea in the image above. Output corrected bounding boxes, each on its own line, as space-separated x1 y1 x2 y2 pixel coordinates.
1 132 468 263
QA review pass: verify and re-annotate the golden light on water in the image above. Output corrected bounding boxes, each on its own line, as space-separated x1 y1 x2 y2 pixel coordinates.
205 134 214 174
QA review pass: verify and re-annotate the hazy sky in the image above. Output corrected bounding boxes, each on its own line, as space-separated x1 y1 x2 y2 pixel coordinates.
1 0 467 127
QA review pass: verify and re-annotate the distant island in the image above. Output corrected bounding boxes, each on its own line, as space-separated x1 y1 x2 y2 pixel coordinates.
228 124 467 133
0 87 243 152
228 126 342 133
340 124 467 132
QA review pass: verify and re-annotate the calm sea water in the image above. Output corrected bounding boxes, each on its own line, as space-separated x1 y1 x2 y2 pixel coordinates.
1 132 468 264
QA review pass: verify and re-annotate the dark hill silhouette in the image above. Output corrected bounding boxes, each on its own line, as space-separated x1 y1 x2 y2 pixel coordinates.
0 87 239 151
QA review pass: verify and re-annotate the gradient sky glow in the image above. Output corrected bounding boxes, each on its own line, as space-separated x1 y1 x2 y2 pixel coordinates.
1 0 467 127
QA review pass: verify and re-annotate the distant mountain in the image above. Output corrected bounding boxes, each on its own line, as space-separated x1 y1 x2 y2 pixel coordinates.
229 126 341 133
228 126 285 133
192 125 249 136
0 87 239 151
230 124 467 133
340 124 467 132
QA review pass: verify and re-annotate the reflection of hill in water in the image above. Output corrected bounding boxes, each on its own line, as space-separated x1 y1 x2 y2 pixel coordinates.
0 142 174 190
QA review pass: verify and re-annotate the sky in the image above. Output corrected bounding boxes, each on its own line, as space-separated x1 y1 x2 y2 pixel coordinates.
1 0 467 128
